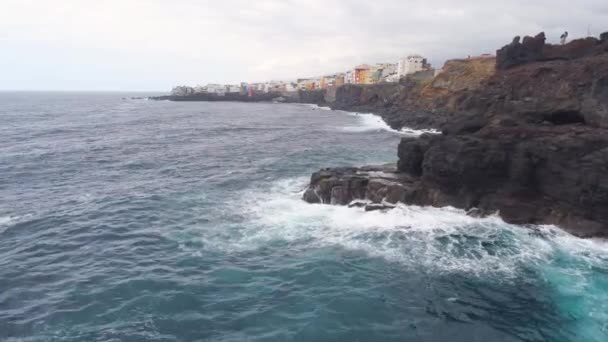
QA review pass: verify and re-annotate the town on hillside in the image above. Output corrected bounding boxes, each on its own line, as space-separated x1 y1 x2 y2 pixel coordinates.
169 53 494 97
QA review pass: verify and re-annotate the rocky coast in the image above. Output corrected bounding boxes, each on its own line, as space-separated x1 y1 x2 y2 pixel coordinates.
303 32 608 238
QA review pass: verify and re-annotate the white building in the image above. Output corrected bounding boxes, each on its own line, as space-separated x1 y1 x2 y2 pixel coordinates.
206 84 226 95
345 70 355 84
284 83 298 92
397 55 428 78
170 86 195 96
194 84 206 93
225 85 240 93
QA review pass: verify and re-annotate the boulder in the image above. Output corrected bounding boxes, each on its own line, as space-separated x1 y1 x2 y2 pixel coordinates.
496 33 546 70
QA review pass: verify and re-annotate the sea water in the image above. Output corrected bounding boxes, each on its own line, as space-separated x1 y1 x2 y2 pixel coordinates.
0 92 606 341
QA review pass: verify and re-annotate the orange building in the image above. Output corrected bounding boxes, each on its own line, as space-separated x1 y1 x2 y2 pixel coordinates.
354 64 372 84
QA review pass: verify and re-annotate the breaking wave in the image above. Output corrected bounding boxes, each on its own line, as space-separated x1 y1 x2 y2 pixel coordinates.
0 215 21 234
206 177 608 339
341 112 440 136
209 178 608 280
299 103 332 111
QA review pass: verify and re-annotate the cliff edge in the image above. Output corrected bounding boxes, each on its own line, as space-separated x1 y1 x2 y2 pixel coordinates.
304 32 608 238
330 56 496 130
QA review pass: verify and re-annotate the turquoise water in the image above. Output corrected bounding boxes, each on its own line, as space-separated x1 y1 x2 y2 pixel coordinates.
0 92 607 341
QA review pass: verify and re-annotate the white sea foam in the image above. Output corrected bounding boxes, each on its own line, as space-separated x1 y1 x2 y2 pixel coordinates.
0 216 14 225
300 104 332 111
341 112 440 136
0 215 19 234
187 176 608 337
201 177 606 279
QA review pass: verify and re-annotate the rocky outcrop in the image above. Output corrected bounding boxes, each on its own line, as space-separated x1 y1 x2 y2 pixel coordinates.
304 32 608 238
303 164 420 211
496 32 608 70
153 89 329 106
290 90 327 105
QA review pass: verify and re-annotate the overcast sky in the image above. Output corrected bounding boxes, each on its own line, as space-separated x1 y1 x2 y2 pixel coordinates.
1 0 607 91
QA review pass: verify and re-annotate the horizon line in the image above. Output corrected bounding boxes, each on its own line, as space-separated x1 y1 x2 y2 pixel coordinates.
0 89 167 93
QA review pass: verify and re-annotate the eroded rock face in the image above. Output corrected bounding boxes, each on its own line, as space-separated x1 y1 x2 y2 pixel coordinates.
395 126 608 236
303 165 420 207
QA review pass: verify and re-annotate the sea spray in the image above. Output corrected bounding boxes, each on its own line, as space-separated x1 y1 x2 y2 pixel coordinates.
342 112 440 135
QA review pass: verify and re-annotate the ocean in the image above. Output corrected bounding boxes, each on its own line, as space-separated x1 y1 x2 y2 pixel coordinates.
0 92 607 341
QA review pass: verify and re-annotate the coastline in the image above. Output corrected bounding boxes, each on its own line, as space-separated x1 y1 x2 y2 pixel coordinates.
150 31 608 238
300 32 608 238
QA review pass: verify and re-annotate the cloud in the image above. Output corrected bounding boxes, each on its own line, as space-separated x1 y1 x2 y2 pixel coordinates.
1 0 607 90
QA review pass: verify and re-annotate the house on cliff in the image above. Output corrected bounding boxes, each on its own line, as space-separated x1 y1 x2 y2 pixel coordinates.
397 55 431 78
284 82 298 92
353 64 372 84
225 85 240 93
206 84 226 95
320 75 338 89
170 86 195 96
345 70 354 84
297 78 315 91
335 73 345 87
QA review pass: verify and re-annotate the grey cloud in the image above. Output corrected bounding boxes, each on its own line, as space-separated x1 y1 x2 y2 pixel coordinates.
1 0 607 90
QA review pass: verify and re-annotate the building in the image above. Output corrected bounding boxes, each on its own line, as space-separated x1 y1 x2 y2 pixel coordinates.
353 64 372 84
369 65 383 84
268 81 286 93
345 70 354 84
335 73 345 87
194 84 206 93
250 83 265 92
297 78 315 91
206 84 226 95
170 86 195 96
397 55 430 78
225 84 241 93
320 75 337 89
239 82 250 94
284 82 298 92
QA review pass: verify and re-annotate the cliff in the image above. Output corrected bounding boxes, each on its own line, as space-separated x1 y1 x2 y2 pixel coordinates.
304 32 608 238
329 57 496 129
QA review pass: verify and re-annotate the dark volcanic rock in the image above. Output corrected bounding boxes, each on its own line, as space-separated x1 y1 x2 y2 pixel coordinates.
303 164 418 208
365 203 397 212
496 31 608 70
151 92 280 102
496 33 546 70
304 32 608 238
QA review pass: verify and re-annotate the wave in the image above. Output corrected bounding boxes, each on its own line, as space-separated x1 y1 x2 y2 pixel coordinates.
299 103 332 111
205 178 607 280
0 215 20 234
341 112 440 136
180 176 608 338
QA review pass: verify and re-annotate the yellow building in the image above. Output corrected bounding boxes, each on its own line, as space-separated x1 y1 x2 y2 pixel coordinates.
335 74 345 87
